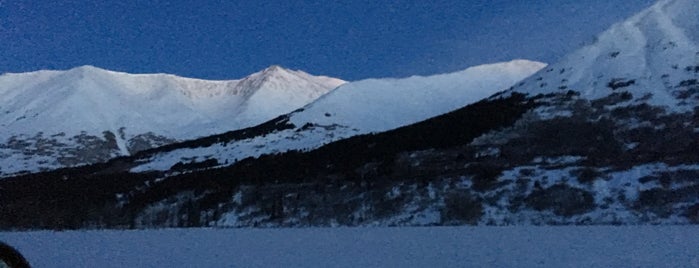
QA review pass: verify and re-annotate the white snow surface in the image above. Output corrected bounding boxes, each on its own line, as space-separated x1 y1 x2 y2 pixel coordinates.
133 60 545 172
0 65 344 140
0 65 344 175
2 227 698 268
507 0 699 111
291 59 546 133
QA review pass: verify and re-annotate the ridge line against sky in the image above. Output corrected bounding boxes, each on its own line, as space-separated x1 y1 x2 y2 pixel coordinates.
1 0 655 81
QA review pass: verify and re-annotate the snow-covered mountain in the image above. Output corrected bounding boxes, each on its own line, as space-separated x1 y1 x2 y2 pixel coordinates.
2 0 698 230
112 0 698 227
0 65 344 176
130 60 545 172
505 0 698 110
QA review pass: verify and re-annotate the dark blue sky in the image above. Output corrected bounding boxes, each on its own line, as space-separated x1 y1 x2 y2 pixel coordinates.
1 0 655 81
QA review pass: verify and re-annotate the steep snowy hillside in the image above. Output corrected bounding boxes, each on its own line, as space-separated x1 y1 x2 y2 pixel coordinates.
0 65 344 176
504 0 698 110
131 60 545 172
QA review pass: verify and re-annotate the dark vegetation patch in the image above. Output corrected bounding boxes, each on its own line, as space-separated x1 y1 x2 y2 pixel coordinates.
464 162 504 191
678 79 698 87
685 203 699 223
674 79 699 99
685 65 699 73
570 167 603 183
673 88 699 100
518 168 535 177
0 169 157 230
639 175 661 184
663 170 699 184
500 117 622 166
607 78 636 90
129 178 477 228
525 184 595 217
170 158 219 172
617 112 699 167
636 170 699 188
609 103 665 120
441 190 483 225
590 92 633 108
635 185 699 218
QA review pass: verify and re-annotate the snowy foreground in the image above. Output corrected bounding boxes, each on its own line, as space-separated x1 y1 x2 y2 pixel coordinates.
1 227 698 267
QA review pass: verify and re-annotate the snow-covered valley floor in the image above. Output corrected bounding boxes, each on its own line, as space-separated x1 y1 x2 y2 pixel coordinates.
1 227 698 267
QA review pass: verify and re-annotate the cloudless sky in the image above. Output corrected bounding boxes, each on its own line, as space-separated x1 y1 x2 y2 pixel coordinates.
1 0 656 81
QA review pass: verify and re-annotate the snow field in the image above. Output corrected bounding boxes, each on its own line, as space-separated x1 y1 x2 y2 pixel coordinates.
1 227 698 268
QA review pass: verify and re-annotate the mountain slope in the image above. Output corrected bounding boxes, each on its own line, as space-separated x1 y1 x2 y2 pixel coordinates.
0 65 344 176
112 0 699 227
130 60 545 172
1 0 698 229
504 0 698 110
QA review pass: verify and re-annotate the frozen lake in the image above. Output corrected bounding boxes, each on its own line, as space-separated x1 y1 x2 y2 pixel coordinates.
1 226 698 267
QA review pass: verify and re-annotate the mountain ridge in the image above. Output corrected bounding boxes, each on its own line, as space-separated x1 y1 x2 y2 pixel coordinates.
127 59 545 172
0 65 345 176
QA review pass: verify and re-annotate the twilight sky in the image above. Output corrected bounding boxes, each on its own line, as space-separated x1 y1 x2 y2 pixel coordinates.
1 0 656 81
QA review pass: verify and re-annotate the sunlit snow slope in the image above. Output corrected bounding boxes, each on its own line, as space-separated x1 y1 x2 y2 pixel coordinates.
0 65 344 176
133 60 545 172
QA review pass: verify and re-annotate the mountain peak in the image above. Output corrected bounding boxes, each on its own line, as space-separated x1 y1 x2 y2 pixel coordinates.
507 0 698 111
73 65 102 71
244 65 293 81
264 65 284 72
258 65 293 77
66 65 112 75
236 65 343 112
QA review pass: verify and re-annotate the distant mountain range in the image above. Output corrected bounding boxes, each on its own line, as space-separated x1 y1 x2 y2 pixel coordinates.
0 65 345 176
128 59 545 173
0 0 697 230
